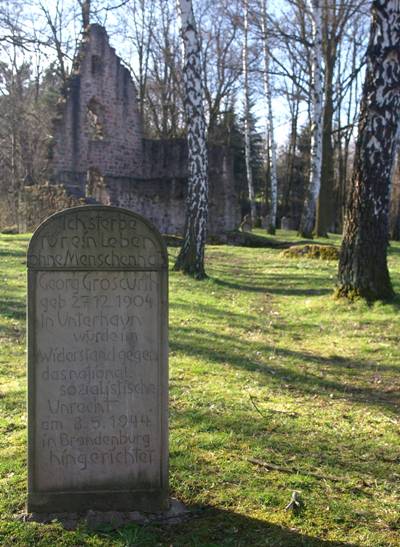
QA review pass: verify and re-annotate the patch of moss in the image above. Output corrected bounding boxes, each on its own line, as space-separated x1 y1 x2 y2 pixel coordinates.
281 244 340 261
335 283 395 302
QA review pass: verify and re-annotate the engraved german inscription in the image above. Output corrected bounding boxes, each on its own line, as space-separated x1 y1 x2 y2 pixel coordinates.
27 206 168 512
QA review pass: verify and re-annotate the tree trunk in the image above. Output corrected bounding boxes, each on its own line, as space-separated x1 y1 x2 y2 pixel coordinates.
316 49 335 237
261 0 278 235
299 0 324 238
283 94 299 219
81 0 91 29
243 0 257 226
337 0 400 301
335 128 345 232
173 0 209 280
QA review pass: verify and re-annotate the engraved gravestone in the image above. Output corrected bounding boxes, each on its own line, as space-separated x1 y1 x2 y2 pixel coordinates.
27 206 168 513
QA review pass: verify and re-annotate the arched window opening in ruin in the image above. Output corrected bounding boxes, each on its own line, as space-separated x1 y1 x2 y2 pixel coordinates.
91 55 103 75
86 97 105 140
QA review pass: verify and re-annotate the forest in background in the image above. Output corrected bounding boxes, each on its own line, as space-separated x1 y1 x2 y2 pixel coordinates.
0 0 399 238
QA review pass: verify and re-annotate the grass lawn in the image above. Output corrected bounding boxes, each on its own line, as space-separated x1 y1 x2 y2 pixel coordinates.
0 230 399 546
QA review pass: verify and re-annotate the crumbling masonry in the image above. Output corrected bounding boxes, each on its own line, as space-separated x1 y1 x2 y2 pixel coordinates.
23 24 240 234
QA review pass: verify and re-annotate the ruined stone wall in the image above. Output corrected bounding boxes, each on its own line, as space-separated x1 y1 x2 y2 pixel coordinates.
19 184 85 232
50 24 143 190
142 139 188 179
16 140 240 236
95 142 240 235
45 24 241 237
207 146 240 234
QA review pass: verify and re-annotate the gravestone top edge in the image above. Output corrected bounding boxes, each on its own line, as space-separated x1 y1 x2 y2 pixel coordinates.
27 205 168 271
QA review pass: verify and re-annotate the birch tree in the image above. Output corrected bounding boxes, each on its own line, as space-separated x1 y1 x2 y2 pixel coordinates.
173 0 209 279
299 0 324 238
260 0 277 234
243 0 257 226
337 0 400 300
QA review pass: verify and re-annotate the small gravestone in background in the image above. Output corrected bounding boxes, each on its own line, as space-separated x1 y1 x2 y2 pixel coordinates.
281 216 296 231
240 214 252 232
27 206 168 513
261 215 271 230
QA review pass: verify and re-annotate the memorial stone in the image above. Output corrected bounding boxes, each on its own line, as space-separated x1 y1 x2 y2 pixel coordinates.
261 215 271 230
27 206 168 513
281 216 296 231
240 214 252 232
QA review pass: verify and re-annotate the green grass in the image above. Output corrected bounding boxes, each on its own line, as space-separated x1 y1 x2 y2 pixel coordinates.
0 230 399 546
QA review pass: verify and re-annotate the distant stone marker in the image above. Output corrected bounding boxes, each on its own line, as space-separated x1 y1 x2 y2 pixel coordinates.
27 206 168 513
281 216 295 231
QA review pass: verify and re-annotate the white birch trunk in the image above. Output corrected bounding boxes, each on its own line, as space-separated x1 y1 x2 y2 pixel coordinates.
338 0 400 300
299 0 324 237
174 0 209 279
243 0 257 226
261 0 278 234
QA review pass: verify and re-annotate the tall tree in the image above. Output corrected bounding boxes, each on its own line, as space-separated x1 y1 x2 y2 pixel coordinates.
260 0 278 234
39 0 71 83
299 0 324 238
315 0 336 237
119 0 155 121
199 2 241 139
337 0 400 300
316 0 368 237
78 0 91 28
141 0 185 138
243 0 257 226
173 0 209 279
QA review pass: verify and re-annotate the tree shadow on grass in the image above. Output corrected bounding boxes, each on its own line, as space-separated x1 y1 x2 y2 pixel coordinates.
0 298 26 322
0 248 26 259
211 260 400 305
161 506 356 546
170 390 396 491
170 326 400 413
172 301 257 326
210 274 333 297
88 507 356 546
387 243 400 256
380 293 400 311
216 279 332 296
0 322 24 341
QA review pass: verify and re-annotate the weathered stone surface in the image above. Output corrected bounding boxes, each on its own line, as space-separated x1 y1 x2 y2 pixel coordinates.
27 206 168 513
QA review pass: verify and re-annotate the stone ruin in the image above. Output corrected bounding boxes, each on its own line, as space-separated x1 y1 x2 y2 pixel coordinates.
20 24 240 235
